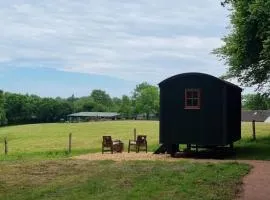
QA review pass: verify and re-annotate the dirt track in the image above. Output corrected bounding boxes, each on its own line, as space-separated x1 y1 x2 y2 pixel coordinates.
236 160 270 200
75 153 270 200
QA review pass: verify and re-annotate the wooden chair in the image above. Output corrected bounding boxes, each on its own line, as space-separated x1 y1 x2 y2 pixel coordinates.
128 135 147 153
128 129 137 153
128 139 137 153
102 136 113 154
136 135 147 153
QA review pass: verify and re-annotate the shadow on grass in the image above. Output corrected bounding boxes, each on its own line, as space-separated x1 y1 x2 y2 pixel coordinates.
171 137 270 160
234 136 270 160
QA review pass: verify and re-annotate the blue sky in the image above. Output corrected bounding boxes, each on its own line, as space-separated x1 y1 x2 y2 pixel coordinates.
0 0 254 97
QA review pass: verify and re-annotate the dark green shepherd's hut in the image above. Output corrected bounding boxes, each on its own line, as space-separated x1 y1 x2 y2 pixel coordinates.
156 72 242 155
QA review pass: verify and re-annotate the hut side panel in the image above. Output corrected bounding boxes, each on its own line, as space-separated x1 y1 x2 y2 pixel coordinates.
159 74 226 146
226 86 242 143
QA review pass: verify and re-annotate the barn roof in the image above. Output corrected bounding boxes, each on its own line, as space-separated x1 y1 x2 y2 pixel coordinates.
67 112 120 117
241 110 270 122
159 72 242 91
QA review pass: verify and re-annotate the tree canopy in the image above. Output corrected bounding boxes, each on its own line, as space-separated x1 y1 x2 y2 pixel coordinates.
133 83 159 119
242 93 270 110
0 90 7 125
215 0 270 93
0 82 160 126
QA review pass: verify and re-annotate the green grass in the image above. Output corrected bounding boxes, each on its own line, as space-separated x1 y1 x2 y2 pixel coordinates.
234 122 270 160
0 121 269 160
0 159 250 200
0 121 158 160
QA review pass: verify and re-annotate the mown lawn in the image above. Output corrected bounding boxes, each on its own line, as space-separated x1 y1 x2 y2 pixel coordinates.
0 121 158 160
0 121 269 160
0 159 250 200
235 122 270 160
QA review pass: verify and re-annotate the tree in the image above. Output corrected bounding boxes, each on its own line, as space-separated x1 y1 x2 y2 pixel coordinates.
111 97 122 112
54 98 73 120
67 94 77 113
132 82 152 99
0 90 7 125
74 97 97 112
132 82 153 116
4 93 31 124
242 93 269 110
214 0 270 93
119 95 132 119
90 90 113 111
133 83 159 120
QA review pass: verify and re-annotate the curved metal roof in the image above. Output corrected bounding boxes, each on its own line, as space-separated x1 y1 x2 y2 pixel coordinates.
67 112 119 117
159 72 242 91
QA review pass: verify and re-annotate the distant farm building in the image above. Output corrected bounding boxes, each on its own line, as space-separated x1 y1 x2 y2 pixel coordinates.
157 72 242 154
135 113 158 120
67 112 120 122
241 110 270 122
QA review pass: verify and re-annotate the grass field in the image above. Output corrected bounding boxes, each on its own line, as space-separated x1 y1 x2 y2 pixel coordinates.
0 121 263 199
0 121 269 160
0 159 250 200
0 121 158 160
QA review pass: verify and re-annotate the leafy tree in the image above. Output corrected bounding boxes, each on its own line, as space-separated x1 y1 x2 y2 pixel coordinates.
132 82 153 116
0 90 7 125
54 98 73 120
91 103 106 112
132 82 152 99
90 90 113 110
74 97 96 112
67 94 77 112
133 83 159 119
111 97 122 112
119 95 132 119
215 0 270 93
4 93 31 124
242 93 269 110
0 83 160 124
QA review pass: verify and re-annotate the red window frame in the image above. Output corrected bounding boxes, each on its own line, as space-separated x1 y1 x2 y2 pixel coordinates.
185 89 201 109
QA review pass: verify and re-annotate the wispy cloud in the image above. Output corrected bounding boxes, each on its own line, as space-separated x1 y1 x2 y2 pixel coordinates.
0 0 229 83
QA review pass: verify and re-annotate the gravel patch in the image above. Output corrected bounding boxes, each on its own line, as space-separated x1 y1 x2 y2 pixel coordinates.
74 152 176 162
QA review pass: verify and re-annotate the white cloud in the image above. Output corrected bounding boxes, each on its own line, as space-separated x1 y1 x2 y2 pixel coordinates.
0 0 229 83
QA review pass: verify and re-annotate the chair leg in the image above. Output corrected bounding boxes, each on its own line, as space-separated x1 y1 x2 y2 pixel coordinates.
102 145 104 154
146 144 147 153
111 145 113 154
128 142 130 153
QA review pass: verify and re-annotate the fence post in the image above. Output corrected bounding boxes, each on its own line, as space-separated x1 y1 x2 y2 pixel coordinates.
68 133 72 153
252 120 256 140
134 128 136 141
4 137 8 155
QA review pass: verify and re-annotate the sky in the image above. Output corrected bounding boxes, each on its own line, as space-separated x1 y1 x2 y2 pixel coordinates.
0 0 255 97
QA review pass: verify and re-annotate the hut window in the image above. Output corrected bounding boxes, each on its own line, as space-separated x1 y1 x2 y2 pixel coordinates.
185 89 200 109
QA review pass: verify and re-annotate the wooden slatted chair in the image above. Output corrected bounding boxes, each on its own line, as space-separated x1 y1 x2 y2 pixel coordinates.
128 135 148 153
128 129 137 153
136 135 147 153
128 139 137 153
102 136 113 154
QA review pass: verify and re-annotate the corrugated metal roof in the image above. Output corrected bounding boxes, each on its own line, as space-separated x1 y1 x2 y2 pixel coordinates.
265 116 270 123
67 112 120 117
241 110 270 122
